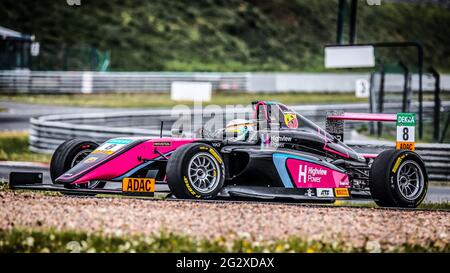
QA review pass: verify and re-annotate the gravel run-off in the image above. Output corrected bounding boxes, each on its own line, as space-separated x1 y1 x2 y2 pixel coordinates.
1 191 449 250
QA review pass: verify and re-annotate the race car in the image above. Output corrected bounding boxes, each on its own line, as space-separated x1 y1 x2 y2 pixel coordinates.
45 101 427 208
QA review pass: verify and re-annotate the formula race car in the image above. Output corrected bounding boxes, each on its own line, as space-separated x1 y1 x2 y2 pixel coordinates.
17 101 427 208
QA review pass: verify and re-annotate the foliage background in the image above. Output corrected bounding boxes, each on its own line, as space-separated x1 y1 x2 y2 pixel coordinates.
1 0 449 71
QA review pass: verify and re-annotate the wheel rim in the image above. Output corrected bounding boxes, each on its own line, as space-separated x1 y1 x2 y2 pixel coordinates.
187 152 220 194
396 160 424 201
70 149 101 189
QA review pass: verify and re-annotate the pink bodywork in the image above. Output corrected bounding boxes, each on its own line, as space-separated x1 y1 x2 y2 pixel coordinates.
327 112 397 122
361 153 378 159
69 138 196 184
286 158 350 188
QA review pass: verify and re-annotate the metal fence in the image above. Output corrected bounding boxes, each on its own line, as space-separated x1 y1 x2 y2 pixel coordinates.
2 70 450 93
0 71 249 93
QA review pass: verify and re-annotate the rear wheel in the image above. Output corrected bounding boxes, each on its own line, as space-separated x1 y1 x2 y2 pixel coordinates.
369 149 428 208
166 143 225 199
50 139 106 194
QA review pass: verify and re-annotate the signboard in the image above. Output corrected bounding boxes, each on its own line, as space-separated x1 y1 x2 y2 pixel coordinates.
355 79 370 98
30 42 40 56
171 81 212 102
325 45 375 68
396 113 416 151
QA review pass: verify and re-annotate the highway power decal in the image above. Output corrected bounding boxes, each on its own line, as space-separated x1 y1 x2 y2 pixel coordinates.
286 159 349 188
396 113 415 151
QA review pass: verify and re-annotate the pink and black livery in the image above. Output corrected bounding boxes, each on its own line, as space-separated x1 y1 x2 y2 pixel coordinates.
39 101 428 207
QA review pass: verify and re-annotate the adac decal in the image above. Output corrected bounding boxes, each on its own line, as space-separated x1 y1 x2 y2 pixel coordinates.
84 157 98 164
284 112 299 129
122 178 155 193
334 188 349 197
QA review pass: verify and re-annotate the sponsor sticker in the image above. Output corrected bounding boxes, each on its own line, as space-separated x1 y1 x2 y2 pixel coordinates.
184 176 200 198
284 112 299 129
396 113 415 151
106 139 133 145
83 157 97 164
317 188 334 198
122 178 155 193
93 139 132 155
304 188 316 197
153 142 171 147
392 155 406 173
209 148 223 164
334 188 349 197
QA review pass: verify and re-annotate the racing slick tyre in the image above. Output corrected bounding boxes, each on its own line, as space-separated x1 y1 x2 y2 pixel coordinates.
369 149 428 208
166 143 225 199
50 139 106 195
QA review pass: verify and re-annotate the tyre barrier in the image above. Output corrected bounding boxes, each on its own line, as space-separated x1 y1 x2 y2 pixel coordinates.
30 103 450 181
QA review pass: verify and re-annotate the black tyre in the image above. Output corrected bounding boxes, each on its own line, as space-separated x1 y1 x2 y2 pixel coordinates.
370 149 428 208
50 139 106 193
166 143 225 199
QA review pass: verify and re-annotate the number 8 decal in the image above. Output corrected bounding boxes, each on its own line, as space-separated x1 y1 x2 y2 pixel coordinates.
403 127 409 141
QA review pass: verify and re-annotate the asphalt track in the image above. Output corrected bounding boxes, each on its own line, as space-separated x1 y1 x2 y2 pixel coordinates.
1 162 449 203
0 101 135 131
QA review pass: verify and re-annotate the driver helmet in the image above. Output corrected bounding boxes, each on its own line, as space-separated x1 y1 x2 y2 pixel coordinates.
225 119 255 141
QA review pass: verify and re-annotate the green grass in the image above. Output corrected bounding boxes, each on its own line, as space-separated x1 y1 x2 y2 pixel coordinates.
0 132 51 163
0 228 447 253
0 93 367 108
418 202 450 210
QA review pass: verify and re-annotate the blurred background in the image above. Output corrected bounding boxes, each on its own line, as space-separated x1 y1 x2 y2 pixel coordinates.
0 0 449 183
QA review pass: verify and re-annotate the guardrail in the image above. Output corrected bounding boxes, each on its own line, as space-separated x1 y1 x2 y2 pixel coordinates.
0 71 249 93
347 141 450 182
29 102 450 181
2 70 449 93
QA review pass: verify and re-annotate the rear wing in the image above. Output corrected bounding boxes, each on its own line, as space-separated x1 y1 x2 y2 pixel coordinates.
326 112 416 151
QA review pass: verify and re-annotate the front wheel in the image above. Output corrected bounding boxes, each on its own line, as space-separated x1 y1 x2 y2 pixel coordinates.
50 138 106 194
369 149 428 208
166 143 225 199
